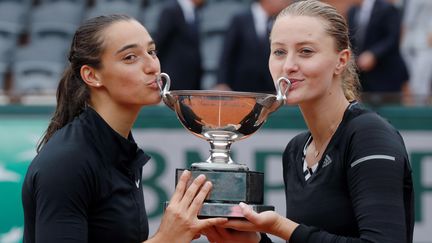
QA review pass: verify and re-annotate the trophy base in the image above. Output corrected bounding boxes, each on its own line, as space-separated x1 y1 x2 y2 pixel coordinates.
164 201 274 218
170 168 275 218
198 202 274 218
176 168 265 203
191 162 249 171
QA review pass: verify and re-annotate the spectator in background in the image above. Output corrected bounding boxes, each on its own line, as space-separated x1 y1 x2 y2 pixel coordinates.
347 0 409 105
214 0 290 93
401 0 432 105
154 0 204 90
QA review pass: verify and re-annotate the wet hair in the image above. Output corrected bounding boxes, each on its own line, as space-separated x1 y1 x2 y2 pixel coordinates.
275 0 360 101
37 14 133 152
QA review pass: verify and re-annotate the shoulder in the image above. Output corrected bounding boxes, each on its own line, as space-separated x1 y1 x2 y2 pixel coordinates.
28 123 101 185
375 0 397 13
29 146 93 185
24 137 104 207
346 107 399 137
42 120 96 161
230 9 252 23
161 2 181 16
164 1 180 10
240 8 253 18
342 105 408 164
341 102 405 144
376 0 393 8
347 4 360 17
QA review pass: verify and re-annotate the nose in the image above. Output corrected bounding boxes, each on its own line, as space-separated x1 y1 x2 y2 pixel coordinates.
143 55 160 74
282 55 299 75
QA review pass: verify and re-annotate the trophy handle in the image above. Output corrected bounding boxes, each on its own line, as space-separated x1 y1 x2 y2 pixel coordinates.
157 72 171 95
275 77 291 103
157 73 176 110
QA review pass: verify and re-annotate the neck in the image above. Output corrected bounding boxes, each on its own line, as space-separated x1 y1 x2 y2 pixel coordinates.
300 96 349 147
90 100 140 138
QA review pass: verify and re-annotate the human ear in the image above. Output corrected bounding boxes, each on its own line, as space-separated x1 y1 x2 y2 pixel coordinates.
335 49 350 75
80 65 102 87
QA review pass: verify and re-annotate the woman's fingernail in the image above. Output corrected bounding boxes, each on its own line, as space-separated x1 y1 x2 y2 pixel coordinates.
196 174 206 180
205 181 212 188
184 170 191 175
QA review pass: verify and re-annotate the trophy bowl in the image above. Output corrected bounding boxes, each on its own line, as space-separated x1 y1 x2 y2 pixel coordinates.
158 73 291 217
158 73 290 171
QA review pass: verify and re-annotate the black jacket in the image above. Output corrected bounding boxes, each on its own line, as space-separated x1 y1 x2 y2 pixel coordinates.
22 107 150 243
154 1 202 90
284 102 414 242
348 0 409 92
217 9 275 93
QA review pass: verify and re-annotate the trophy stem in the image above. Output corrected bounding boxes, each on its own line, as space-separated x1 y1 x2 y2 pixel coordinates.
207 139 234 164
191 137 248 171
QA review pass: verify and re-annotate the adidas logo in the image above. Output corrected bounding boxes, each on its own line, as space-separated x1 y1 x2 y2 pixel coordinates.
322 155 332 168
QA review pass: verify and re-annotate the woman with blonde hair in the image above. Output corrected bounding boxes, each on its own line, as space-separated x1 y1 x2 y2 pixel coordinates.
204 1 414 242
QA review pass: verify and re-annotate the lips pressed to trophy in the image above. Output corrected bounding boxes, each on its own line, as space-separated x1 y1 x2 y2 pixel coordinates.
157 73 290 218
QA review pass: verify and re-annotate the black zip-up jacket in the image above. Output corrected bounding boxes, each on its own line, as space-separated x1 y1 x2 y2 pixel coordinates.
260 102 414 243
22 107 150 243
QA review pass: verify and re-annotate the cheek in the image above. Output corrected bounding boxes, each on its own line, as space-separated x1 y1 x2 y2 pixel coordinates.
106 71 141 97
268 57 283 80
117 69 142 87
304 57 337 81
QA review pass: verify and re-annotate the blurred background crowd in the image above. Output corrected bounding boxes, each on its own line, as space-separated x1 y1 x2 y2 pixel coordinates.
0 0 430 107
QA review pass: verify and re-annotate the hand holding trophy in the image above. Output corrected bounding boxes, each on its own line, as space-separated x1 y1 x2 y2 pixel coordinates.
158 73 290 218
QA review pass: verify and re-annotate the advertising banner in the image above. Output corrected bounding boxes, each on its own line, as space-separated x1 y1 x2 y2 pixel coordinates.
0 106 431 242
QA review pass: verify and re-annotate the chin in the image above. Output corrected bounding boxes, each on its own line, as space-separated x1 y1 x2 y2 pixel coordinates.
138 94 161 106
150 97 162 105
286 96 303 105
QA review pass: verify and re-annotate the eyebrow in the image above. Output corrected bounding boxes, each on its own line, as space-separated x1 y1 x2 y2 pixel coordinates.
296 41 316 46
270 41 285 46
271 40 316 47
115 40 155 54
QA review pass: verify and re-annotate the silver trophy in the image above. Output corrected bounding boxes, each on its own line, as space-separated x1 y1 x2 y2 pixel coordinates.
158 73 290 218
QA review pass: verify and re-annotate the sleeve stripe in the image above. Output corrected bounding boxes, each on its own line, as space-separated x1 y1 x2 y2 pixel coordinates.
351 155 395 168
